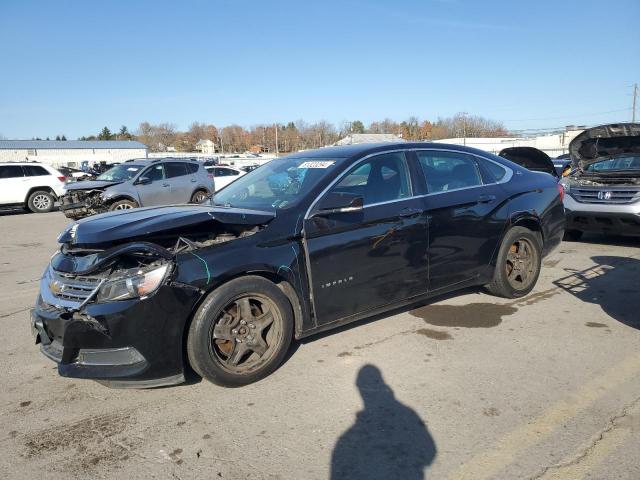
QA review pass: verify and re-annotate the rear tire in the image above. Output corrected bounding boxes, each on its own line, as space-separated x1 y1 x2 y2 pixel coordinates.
563 229 583 241
187 276 293 387
109 199 138 211
486 226 542 299
190 190 209 203
27 190 55 213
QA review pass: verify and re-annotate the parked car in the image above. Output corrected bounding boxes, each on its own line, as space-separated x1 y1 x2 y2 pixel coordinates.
560 123 640 240
32 143 564 388
57 166 92 181
59 158 214 219
240 164 261 173
498 147 559 179
553 154 573 177
0 162 66 213
204 165 246 191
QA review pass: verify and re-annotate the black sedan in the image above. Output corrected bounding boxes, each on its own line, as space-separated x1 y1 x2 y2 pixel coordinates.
31 143 565 387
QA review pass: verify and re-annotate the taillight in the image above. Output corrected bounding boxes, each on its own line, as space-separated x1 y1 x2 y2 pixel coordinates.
556 183 565 202
58 176 66 183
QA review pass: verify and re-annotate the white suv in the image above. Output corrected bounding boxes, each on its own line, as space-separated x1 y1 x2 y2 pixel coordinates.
0 163 66 213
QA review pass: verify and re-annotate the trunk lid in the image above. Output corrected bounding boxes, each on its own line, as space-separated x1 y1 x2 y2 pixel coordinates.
498 147 558 177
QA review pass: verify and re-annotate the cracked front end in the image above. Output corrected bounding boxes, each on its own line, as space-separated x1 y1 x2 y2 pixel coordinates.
59 189 109 219
31 247 200 388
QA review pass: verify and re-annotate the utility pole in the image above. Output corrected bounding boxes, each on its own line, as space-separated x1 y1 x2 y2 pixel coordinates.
274 123 279 157
461 112 468 146
632 83 638 123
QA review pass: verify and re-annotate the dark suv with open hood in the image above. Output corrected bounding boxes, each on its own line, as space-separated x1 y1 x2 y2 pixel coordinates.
31 143 564 388
560 123 640 240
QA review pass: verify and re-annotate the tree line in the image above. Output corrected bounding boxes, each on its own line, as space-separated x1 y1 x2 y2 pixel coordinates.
75 112 507 154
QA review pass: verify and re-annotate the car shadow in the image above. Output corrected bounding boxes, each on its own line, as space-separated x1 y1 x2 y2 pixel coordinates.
330 364 436 480
565 233 640 248
553 255 640 329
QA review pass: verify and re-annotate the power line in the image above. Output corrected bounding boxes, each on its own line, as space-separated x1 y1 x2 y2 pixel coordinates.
504 108 631 123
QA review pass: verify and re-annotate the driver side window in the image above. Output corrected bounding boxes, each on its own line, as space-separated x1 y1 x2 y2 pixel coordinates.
144 164 165 181
331 152 411 206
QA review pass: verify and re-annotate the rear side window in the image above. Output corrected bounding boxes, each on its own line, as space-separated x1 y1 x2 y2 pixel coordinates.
186 163 199 174
0 165 24 179
164 162 188 178
23 165 49 176
416 151 482 193
479 159 508 182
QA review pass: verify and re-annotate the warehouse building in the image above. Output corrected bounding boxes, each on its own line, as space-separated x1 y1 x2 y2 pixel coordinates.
0 140 148 168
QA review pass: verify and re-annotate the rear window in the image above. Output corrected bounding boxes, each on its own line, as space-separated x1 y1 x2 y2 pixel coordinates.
23 165 49 176
0 165 24 179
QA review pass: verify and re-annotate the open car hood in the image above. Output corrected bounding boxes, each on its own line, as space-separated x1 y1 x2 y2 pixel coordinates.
569 123 640 169
58 204 275 247
498 147 557 177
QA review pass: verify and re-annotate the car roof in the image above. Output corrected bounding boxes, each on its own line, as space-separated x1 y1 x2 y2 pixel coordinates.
123 157 199 164
285 142 502 162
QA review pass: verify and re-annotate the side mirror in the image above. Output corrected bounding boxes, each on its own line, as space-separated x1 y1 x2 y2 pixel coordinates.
136 176 151 185
313 192 364 216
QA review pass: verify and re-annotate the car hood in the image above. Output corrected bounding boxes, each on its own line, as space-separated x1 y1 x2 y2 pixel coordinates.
58 204 276 247
498 147 557 177
569 123 640 168
63 180 122 191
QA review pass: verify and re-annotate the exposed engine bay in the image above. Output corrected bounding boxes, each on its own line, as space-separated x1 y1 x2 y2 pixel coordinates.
60 189 109 219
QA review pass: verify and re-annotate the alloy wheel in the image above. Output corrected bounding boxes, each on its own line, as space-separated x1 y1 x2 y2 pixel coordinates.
209 295 283 374
33 194 52 211
505 237 537 290
114 203 133 210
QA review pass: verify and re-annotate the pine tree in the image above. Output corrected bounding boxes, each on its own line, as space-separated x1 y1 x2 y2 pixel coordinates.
98 127 113 140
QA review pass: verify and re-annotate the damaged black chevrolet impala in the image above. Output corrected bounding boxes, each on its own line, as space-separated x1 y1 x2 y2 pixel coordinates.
31 143 565 387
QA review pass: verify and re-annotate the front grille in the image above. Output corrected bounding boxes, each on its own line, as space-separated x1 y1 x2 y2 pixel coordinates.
571 187 640 204
50 270 103 302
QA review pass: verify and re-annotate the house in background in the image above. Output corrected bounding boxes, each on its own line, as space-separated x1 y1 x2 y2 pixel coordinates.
196 139 217 154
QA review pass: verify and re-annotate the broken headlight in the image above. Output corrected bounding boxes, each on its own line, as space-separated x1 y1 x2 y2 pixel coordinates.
96 264 170 302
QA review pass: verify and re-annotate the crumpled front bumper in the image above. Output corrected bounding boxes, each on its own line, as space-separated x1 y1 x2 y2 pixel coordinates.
32 274 201 388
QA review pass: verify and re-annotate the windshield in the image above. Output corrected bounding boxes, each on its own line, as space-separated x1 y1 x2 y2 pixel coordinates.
212 157 342 210
96 164 143 181
585 156 640 172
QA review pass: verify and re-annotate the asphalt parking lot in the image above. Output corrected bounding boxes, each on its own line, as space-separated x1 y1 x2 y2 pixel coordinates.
1 210 639 480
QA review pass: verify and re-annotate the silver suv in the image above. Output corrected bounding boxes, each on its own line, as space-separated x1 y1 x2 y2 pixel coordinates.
60 158 214 219
560 123 640 239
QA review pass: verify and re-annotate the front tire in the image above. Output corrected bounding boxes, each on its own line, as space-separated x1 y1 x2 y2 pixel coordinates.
187 276 294 387
109 199 138 211
27 190 55 213
486 226 542 299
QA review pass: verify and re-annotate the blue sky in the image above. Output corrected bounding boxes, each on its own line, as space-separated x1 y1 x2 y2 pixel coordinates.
1 0 639 139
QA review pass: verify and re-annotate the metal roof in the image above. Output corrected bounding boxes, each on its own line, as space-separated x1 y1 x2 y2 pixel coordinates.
0 140 147 150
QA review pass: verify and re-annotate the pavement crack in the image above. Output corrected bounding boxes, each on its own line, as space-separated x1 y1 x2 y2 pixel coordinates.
0 307 30 319
528 394 640 480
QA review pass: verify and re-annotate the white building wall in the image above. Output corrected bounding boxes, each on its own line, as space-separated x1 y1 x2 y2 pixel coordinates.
434 129 584 158
0 148 147 167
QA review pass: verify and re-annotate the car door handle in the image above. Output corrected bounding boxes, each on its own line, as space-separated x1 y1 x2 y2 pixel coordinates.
190 178 197 182
162 183 170 187
478 194 497 204
399 207 423 218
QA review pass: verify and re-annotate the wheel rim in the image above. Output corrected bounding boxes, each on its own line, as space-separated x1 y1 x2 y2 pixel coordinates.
209 294 283 375
505 237 537 290
114 203 133 210
194 192 207 203
33 194 51 210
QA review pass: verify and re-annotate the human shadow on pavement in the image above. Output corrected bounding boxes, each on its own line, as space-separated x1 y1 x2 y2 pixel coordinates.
330 364 436 480
553 255 640 329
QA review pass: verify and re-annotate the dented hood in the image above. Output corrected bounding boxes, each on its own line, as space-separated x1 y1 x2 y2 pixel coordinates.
569 123 640 168
63 180 122 191
59 204 275 246
498 147 557 177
